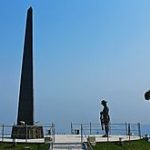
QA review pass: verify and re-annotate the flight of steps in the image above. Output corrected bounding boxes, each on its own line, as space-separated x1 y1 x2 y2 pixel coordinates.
50 142 83 150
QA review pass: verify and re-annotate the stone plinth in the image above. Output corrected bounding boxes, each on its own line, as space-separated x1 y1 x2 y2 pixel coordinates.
11 125 43 139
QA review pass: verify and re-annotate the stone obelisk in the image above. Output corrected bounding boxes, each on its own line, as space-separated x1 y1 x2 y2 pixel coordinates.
11 7 43 139
17 6 34 126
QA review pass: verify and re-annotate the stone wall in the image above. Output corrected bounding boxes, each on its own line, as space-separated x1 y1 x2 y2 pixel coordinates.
11 125 44 139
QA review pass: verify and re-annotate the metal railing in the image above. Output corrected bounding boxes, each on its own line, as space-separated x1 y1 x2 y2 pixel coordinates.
0 122 142 150
71 122 141 137
0 123 55 144
71 122 142 148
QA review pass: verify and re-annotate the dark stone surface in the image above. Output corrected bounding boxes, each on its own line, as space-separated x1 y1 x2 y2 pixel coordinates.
11 125 44 139
11 7 44 139
17 7 34 126
145 90 150 100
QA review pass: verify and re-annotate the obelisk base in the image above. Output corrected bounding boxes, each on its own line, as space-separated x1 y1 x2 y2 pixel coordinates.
11 125 44 139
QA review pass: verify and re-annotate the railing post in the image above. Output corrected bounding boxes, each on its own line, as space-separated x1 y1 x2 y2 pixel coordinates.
137 123 141 139
81 124 83 145
51 123 55 150
52 122 55 135
90 122 92 135
52 123 55 142
2 124 4 142
71 122 73 134
125 122 128 135
128 123 131 142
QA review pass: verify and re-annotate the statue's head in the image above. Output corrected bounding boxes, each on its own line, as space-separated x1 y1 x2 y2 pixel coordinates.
101 100 107 105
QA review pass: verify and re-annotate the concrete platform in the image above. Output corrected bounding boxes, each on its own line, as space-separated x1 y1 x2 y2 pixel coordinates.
54 134 140 143
0 134 141 143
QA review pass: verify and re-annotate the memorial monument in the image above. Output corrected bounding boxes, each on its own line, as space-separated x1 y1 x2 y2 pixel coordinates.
11 7 43 139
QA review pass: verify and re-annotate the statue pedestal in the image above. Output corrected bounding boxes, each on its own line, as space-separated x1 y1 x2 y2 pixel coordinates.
11 125 44 139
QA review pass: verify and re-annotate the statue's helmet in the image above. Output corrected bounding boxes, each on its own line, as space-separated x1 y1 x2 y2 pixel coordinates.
101 100 107 105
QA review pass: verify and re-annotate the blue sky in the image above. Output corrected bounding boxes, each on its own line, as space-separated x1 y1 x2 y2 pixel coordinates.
0 0 150 132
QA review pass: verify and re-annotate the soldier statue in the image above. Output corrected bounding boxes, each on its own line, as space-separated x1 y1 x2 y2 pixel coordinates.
100 100 110 137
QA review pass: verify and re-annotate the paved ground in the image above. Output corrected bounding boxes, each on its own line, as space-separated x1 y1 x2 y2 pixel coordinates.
0 135 141 150
54 134 140 143
0 134 141 143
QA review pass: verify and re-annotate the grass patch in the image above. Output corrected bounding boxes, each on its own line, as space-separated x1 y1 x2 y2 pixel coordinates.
0 142 49 150
93 139 150 150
